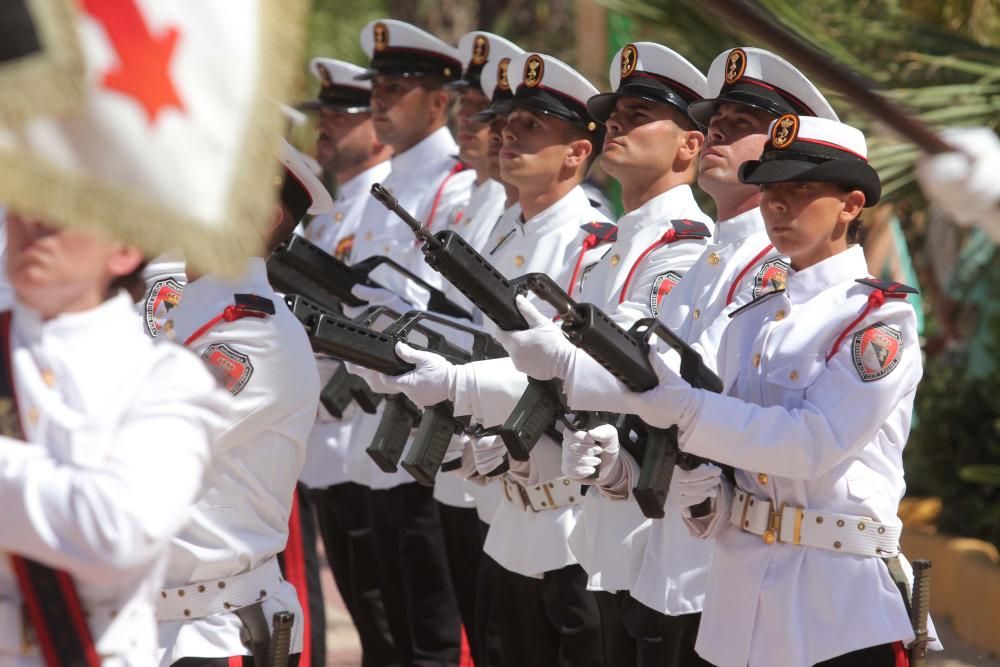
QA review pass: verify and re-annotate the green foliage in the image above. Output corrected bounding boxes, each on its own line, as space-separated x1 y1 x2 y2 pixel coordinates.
905 312 1000 549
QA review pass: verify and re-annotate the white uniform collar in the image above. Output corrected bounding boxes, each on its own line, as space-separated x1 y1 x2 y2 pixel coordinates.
389 126 458 176
618 184 699 236
177 257 271 315
715 206 765 246
785 244 868 305
518 185 594 237
336 160 391 202
13 290 138 347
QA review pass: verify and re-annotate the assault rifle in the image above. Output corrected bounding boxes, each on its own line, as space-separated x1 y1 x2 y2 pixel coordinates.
525 273 724 519
268 233 473 320
370 183 572 461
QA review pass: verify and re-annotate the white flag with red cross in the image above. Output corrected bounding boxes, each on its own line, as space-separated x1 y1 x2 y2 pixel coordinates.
0 0 309 274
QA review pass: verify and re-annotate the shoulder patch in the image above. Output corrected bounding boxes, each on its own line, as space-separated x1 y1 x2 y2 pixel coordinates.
855 278 918 296
753 258 789 298
669 219 712 239
144 278 184 337
649 271 682 317
580 221 618 244
852 322 903 382
202 343 254 395
728 289 786 319
234 293 276 315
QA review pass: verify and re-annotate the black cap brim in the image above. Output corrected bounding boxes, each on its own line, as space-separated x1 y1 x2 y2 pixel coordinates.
587 87 693 124
739 158 881 206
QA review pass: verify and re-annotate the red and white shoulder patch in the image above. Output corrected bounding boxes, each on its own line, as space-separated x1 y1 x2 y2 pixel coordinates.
852 322 902 382
649 271 682 317
144 278 184 337
753 259 789 298
202 344 254 395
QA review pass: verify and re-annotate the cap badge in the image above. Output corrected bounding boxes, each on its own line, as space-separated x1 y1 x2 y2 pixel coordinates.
524 54 544 88
620 44 638 79
373 22 389 52
317 63 333 89
472 35 490 65
771 113 799 149
725 48 748 84
497 58 511 91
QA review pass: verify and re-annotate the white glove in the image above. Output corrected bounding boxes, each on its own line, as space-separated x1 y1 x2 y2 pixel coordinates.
561 424 621 485
494 295 577 381
343 362 396 395
622 350 702 431
343 284 415 319
473 435 508 476
670 463 723 511
443 433 467 465
383 342 457 408
917 128 1000 235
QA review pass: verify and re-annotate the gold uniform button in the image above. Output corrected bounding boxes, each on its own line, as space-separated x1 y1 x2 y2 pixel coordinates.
752 353 761 368
41 370 56 387
762 529 776 545
364 231 373 241
514 255 525 267
610 254 621 266
789 370 799 381
757 473 768 485
775 309 786 321
692 308 701 320
383 246 390 254
334 212 344 222
27 407 39 425
707 252 720 265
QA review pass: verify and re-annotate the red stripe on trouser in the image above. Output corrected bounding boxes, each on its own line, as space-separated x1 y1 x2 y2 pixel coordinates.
460 626 474 667
894 640 909 667
228 656 243 667
285 492 311 667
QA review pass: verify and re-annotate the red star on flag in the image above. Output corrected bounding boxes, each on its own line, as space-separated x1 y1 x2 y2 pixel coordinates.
80 0 185 125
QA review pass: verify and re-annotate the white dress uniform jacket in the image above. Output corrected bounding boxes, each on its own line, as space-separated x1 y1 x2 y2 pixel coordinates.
303 160 391 262
157 258 320 664
450 185 612 577
679 246 926 667
0 293 224 664
566 185 714 596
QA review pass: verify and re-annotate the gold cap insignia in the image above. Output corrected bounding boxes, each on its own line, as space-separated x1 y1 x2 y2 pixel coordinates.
725 48 748 84
524 54 544 88
317 63 333 89
620 44 638 79
471 35 490 65
373 22 389 52
771 113 798 149
587 121 597 132
497 58 511 91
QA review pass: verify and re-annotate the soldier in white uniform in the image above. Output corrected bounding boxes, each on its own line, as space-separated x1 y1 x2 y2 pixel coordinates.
347 20 474 667
499 42 715 666
296 58 400 667
0 212 225 664
155 144 323 666
351 52 612 667
298 58 392 261
572 115 938 667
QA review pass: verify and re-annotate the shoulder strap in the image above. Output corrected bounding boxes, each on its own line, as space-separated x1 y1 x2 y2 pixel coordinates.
0 313 102 667
825 279 917 361
579 221 618 243
184 294 275 347
669 219 712 239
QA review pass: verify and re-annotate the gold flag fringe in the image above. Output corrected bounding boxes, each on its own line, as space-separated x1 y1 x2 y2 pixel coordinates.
0 0 85 127
0 0 313 277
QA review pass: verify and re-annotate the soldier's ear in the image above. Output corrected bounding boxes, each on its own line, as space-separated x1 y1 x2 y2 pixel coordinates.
564 138 594 171
678 129 705 162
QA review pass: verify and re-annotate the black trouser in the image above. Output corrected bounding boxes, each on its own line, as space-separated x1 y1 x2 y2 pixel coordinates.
437 502 484 664
596 590 711 667
309 482 399 667
815 642 907 667
172 656 300 666
370 482 461 667
474 524 505 667
277 484 325 667
493 563 603 667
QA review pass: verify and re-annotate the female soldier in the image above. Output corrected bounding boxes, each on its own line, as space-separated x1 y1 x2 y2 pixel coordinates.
562 115 933 666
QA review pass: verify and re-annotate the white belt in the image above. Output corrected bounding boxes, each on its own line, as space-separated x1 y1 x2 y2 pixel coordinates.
157 558 284 621
501 475 583 512
730 488 901 557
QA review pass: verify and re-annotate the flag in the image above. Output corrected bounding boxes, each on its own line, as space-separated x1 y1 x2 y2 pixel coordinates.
0 0 311 274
